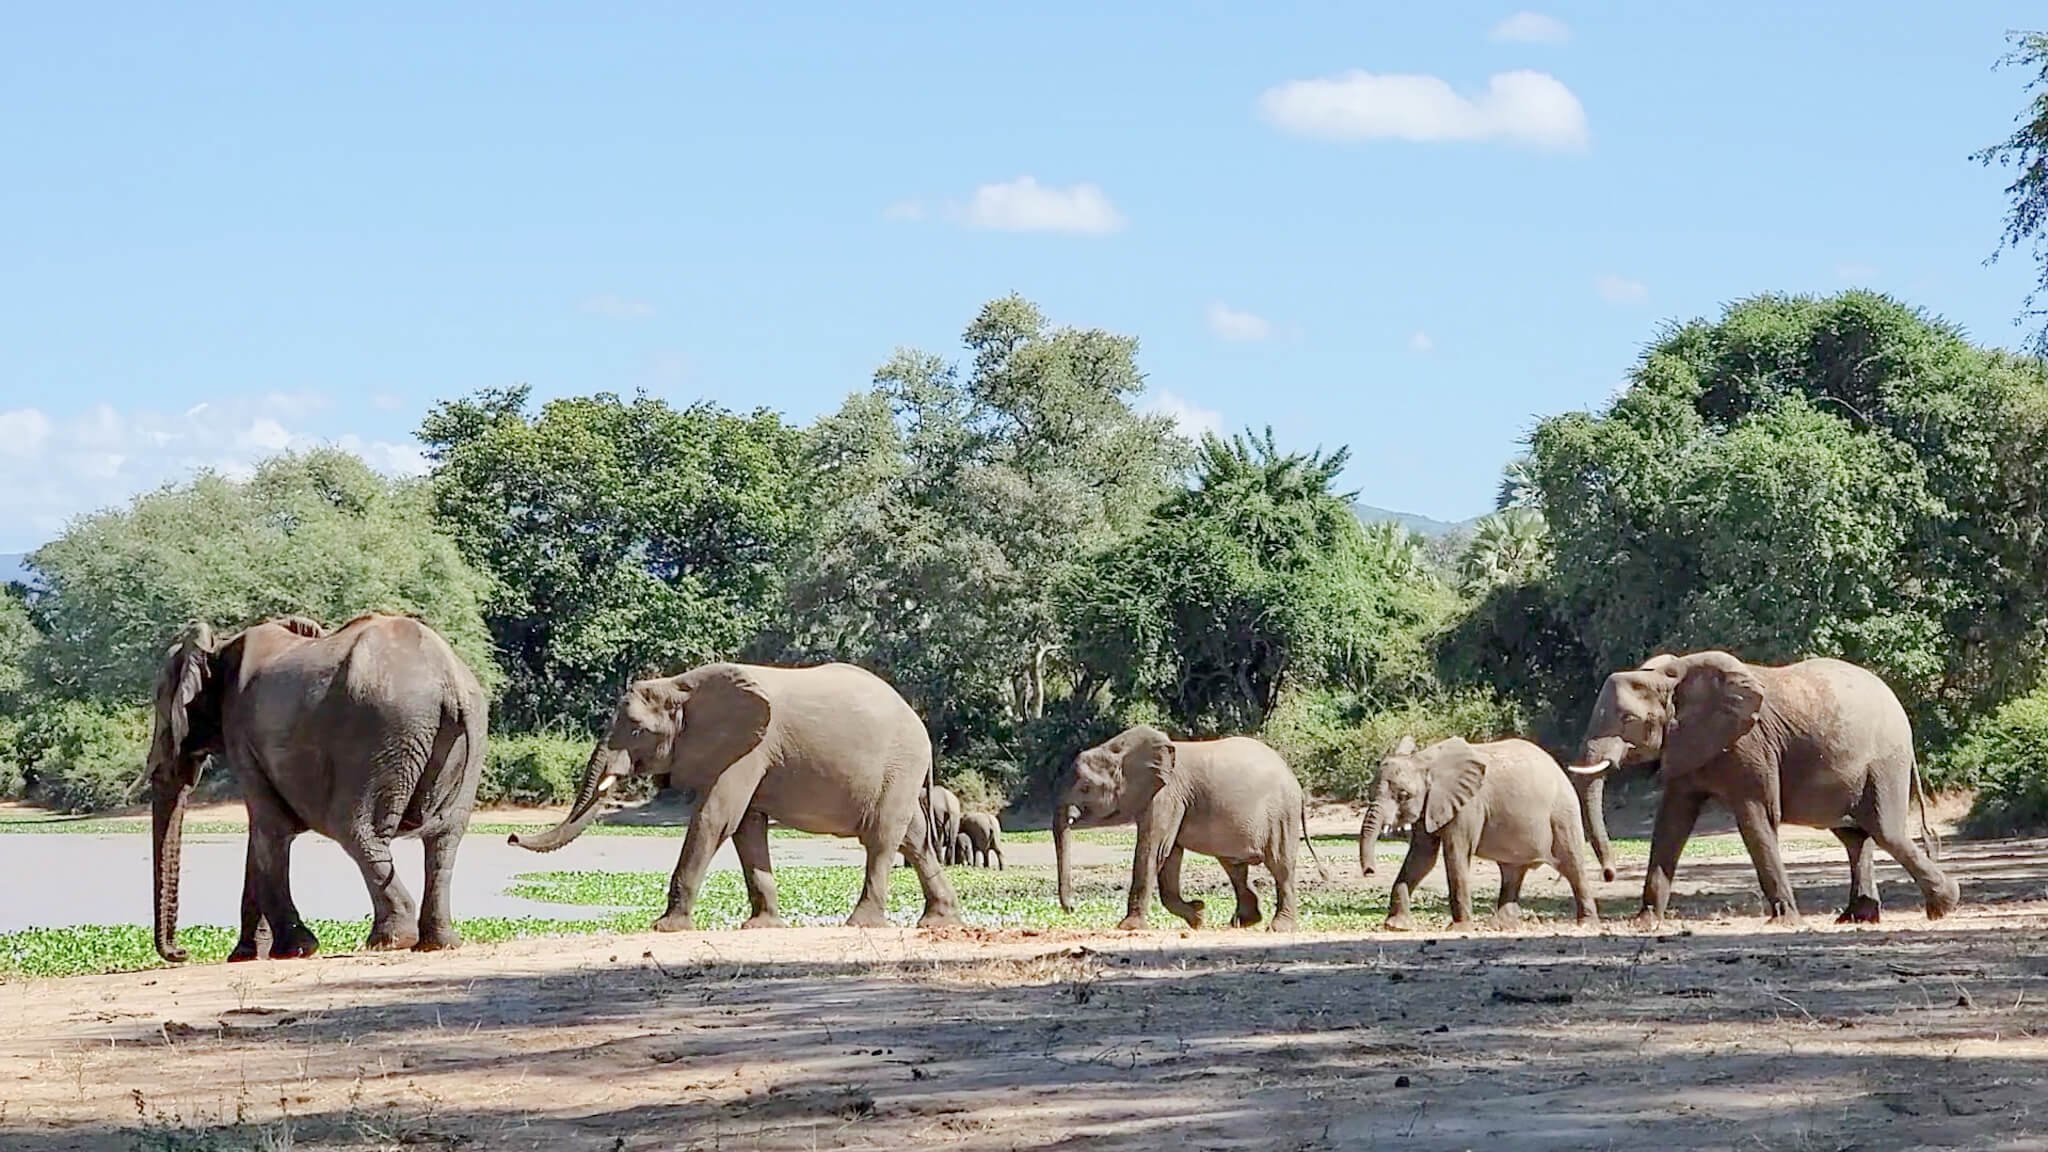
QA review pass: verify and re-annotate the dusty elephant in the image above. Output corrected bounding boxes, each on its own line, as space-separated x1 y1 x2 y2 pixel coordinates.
1567 651 1956 927
510 661 961 930
953 831 972 866
146 613 488 963
959 810 1004 869
929 784 962 865
1054 725 1320 932
1361 735 1597 931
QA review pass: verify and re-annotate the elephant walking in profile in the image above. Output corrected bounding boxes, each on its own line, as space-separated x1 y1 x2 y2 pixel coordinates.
1054 725 1319 932
511 661 961 931
959 811 1004 869
1567 651 1957 927
146 613 489 963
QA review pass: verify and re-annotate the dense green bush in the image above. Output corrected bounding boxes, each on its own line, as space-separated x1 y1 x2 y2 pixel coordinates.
4 700 152 812
1942 690 2048 835
476 731 591 807
1264 686 1525 801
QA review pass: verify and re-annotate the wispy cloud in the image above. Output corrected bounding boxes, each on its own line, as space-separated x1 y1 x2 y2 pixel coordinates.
1594 274 1648 304
959 177 1126 235
1259 68 1589 152
1205 302 1274 342
1143 389 1225 440
579 294 655 319
1490 11 1570 44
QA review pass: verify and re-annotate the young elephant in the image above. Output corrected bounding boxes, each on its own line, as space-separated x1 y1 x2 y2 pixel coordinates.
1055 725 1319 932
960 810 1004 869
930 784 963 864
1361 735 1597 931
953 831 972 866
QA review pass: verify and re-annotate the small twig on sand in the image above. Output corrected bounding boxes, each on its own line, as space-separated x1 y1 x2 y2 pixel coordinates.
1764 989 1815 1024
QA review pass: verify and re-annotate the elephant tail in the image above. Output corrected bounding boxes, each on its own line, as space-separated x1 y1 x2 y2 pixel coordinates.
1913 759 1941 862
1299 796 1328 881
922 759 942 860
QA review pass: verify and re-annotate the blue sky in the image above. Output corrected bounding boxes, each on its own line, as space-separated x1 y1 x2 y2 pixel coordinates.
1 3 2042 550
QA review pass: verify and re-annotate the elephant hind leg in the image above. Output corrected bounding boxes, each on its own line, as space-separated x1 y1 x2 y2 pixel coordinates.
895 809 962 929
414 829 463 950
345 834 421 951
1831 827 1881 924
1869 820 1960 920
1223 861 1260 928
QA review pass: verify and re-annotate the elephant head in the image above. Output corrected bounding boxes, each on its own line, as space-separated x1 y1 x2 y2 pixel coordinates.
1358 736 1488 875
510 663 771 853
1053 724 1173 913
1565 651 1763 878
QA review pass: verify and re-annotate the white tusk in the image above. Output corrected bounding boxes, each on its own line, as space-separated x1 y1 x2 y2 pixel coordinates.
1565 759 1613 777
597 775 617 794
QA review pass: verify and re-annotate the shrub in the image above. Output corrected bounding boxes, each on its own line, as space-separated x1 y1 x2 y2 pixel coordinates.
477 731 591 807
1264 687 1526 801
940 766 1007 815
1945 689 2048 835
5 700 153 813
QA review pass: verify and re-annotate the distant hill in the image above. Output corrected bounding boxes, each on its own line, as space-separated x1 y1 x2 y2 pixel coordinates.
1352 504 1478 538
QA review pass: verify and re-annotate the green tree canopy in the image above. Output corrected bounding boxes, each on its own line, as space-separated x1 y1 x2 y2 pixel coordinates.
420 386 803 731
1526 290 2048 740
26 449 497 701
1065 428 1457 734
1976 30 2048 356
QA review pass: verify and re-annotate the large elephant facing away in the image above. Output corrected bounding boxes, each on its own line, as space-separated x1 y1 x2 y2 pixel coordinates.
1567 651 1957 927
511 661 961 930
147 613 489 963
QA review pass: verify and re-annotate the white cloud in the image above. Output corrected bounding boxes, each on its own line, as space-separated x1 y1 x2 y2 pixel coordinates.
1258 68 1589 151
1594 273 1648 304
1205 302 1273 342
1143 389 1225 440
883 199 926 222
1490 11 1570 43
0 394 432 550
1409 330 1435 353
579 294 655 319
959 177 1126 235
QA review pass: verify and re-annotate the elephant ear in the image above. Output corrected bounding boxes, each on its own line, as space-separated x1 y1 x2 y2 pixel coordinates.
669 664 772 776
1639 653 1684 678
148 623 217 775
1422 738 1488 834
1664 651 1765 779
1392 734 1417 756
1123 726 1177 804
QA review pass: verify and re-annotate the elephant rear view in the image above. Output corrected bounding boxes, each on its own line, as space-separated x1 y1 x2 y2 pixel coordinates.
510 661 961 931
146 613 489 964
1055 725 1317 932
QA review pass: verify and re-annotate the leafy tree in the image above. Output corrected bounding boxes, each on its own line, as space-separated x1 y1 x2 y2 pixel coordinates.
1456 508 1550 595
779 295 1187 783
1974 30 2048 356
1065 428 1457 734
420 386 803 731
0 589 32 714
26 449 496 702
1524 290 2048 743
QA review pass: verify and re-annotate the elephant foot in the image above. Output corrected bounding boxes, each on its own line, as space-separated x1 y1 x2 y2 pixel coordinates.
269 926 320 960
414 925 463 952
1574 906 1600 926
1628 909 1663 932
1114 914 1149 931
365 922 421 952
1167 899 1205 930
1230 907 1263 930
740 912 788 930
1765 911 1803 928
1835 896 1882 925
1266 913 1299 933
226 941 262 963
916 907 962 929
1488 906 1523 931
650 912 697 933
1444 917 1477 934
1926 877 1961 920
1380 914 1415 933
846 905 890 929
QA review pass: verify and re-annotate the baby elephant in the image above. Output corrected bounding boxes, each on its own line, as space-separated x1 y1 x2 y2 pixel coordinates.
959 811 1004 869
1361 735 1597 931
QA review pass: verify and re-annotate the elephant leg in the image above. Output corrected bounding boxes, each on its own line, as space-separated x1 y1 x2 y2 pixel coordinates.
1383 834 1441 932
1265 846 1300 933
228 842 265 963
1156 846 1205 928
413 829 462 951
344 834 422 951
241 783 317 959
1638 787 1708 928
1869 815 1960 921
1831 827 1881 924
734 810 785 929
1730 798 1800 925
654 778 755 933
894 806 963 928
1556 839 1599 925
1442 842 1476 928
1119 791 1190 931
1490 863 1529 929
1224 861 1261 928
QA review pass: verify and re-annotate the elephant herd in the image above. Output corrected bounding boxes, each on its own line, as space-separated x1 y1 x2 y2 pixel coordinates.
140 613 1959 966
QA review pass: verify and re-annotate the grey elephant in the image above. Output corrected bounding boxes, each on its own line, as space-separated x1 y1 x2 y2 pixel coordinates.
953 831 972 866
930 784 962 865
960 810 1004 869
1361 735 1597 931
146 613 488 963
1055 725 1319 932
1566 651 1956 927
511 661 961 930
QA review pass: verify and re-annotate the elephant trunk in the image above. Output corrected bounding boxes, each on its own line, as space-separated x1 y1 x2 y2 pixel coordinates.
1568 735 1626 882
151 775 192 963
509 746 626 853
1358 797 1387 876
1053 796 1075 913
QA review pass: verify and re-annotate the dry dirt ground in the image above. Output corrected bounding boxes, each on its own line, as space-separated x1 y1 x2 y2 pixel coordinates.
6 812 2048 1151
